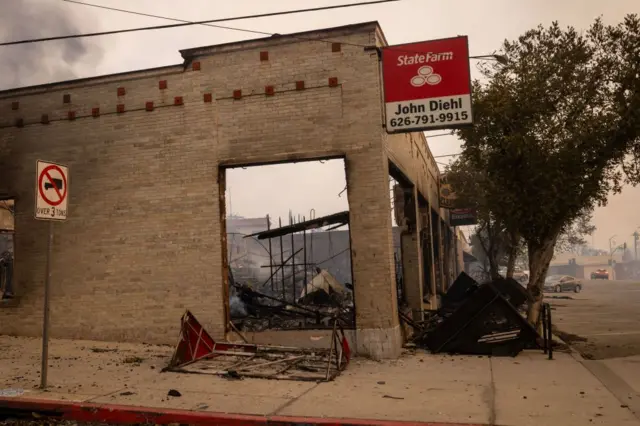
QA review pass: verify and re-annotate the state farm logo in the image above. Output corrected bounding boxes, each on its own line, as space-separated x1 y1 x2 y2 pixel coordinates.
410 65 442 87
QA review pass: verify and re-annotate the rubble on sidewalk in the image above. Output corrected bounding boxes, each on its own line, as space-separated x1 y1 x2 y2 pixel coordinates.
401 272 548 357
164 310 351 382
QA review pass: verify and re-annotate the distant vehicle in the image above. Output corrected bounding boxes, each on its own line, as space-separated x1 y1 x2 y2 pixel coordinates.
497 267 529 283
544 275 582 293
591 269 609 280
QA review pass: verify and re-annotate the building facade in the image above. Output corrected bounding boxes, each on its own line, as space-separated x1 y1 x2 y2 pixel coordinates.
0 22 455 359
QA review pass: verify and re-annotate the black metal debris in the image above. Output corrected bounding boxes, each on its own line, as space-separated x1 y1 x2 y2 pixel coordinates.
402 273 549 357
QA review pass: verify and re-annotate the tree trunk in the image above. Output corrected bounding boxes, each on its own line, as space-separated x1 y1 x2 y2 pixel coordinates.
506 251 516 278
526 237 557 327
477 223 501 280
488 250 500 280
506 233 519 278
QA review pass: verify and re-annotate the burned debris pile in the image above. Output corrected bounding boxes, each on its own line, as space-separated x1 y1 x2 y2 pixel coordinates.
402 272 552 357
165 310 351 382
228 211 355 332
230 269 354 332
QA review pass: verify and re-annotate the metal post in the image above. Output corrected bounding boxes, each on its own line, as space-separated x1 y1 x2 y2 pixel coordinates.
542 304 548 354
303 216 307 288
546 303 553 360
266 215 274 291
279 217 285 300
291 214 296 301
40 220 53 389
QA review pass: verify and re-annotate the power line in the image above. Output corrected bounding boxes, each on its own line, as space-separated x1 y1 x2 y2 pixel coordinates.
7 0 506 67
1 0 401 47
66 1 506 63
60 0 409 53
62 0 273 38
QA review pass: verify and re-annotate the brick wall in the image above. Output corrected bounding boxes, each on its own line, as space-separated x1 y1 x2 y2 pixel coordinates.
0 24 406 354
0 79 223 342
0 23 451 358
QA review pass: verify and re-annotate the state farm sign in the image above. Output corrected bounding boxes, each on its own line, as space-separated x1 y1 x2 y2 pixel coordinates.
382 36 473 133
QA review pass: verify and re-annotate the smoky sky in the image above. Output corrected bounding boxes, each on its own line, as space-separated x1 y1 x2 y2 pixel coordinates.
0 0 102 90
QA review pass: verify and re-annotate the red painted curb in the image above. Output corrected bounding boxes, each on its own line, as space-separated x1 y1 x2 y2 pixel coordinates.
0 396 486 426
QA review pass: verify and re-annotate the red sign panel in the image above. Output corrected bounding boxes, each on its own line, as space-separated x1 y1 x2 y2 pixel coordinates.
382 36 473 133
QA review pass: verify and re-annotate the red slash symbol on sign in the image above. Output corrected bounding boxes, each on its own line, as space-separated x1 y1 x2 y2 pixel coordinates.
38 165 67 207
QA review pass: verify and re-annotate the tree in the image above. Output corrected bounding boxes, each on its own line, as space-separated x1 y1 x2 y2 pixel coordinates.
448 154 522 280
555 211 597 254
469 219 522 279
448 15 640 326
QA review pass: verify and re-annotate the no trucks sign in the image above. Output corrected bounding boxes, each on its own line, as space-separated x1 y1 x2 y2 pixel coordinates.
382 36 473 133
35 160 69 221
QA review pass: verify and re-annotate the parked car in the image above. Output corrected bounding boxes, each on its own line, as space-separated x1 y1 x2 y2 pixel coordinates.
497 267 529 283
543 275 582 293
590 269 609 280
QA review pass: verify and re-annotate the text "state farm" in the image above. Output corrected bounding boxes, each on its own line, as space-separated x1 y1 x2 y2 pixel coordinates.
397 52 453 66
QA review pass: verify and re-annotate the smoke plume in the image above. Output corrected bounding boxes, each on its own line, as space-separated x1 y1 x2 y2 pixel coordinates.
229 295 248 317
0 0 103 90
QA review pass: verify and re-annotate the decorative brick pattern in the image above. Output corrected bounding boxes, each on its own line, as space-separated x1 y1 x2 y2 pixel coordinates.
117 104 125 114
117 87 126 96
63 94 71 104
264 86 274 96
260 51 269 61
145 101 154 111
159 80 167 90
295 81 305 91
203 93 212 103
174 96 184 106
192 61 201 71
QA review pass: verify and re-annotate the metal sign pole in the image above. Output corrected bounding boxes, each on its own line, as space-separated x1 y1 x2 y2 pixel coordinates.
35 160 69 390
40 220 53 389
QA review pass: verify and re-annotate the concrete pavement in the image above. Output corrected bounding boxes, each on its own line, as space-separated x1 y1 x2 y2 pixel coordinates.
0 336 639 425
549 279 640 359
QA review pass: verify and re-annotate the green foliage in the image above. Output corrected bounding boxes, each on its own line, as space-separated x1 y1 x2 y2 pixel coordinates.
555 211 597 253
449 15 640 251
447 15 639 322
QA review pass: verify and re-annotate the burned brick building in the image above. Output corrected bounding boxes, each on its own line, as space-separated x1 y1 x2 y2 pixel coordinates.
0 22 461 359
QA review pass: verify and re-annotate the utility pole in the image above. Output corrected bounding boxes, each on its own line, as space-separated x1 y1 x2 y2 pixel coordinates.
609 235 616 258
634 231 639 262
609 235 617 280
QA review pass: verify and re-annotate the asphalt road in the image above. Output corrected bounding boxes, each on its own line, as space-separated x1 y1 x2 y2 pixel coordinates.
548 279 640 360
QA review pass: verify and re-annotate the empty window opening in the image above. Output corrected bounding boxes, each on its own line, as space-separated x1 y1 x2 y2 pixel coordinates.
223 159 355 332
0 198 15 300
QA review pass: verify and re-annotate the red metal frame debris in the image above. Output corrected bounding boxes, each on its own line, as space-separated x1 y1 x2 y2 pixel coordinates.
164 310 351 382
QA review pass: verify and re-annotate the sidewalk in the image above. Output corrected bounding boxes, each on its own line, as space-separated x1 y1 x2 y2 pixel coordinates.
0 336 638 425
